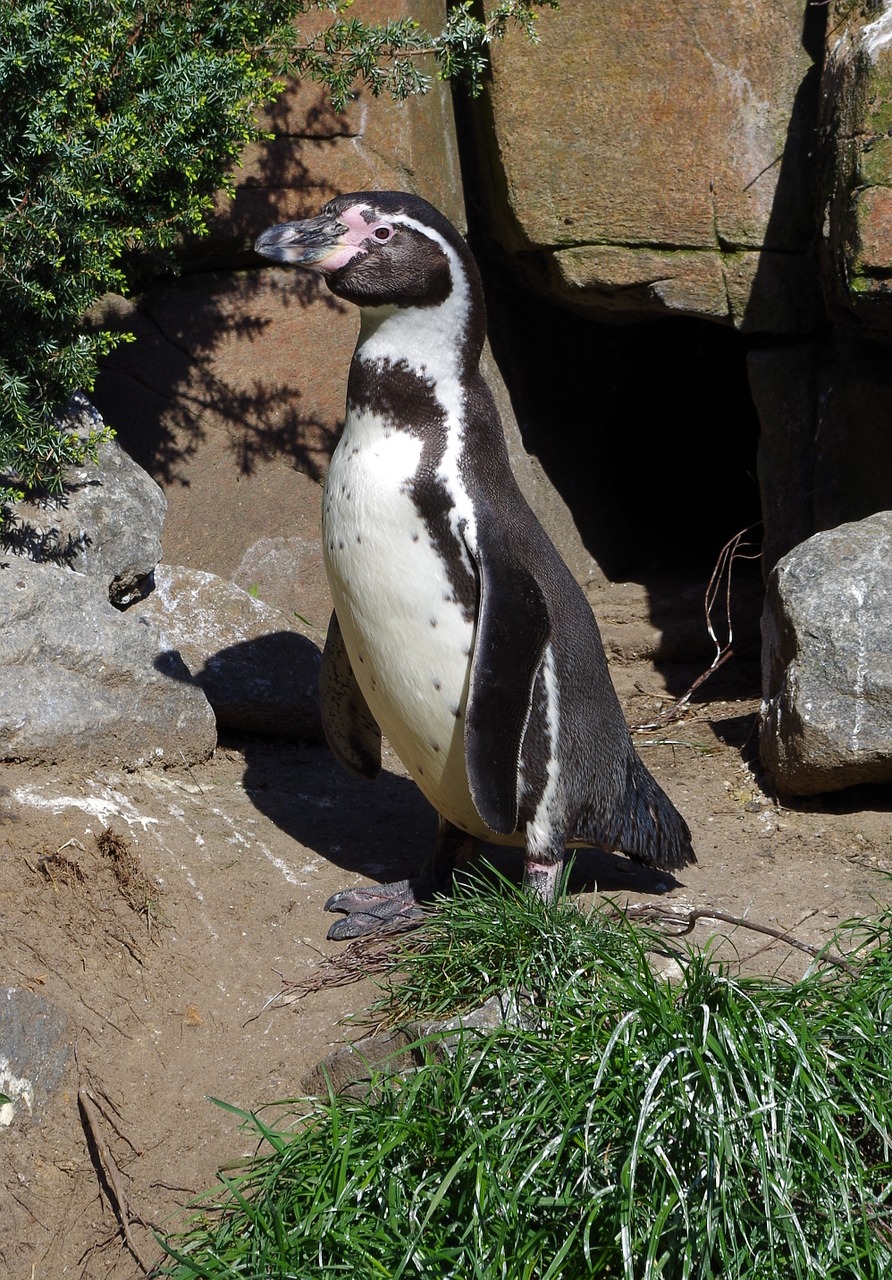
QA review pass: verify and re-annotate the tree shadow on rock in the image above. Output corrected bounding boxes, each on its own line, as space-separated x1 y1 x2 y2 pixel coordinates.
0 507 90 569
92 84 358 492
92 268 345 492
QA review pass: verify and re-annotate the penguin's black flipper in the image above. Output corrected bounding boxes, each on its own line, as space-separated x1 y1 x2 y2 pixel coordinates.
319 611 381 780
463 522 551 836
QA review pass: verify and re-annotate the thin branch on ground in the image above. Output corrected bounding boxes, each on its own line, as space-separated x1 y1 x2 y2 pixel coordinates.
77 1086 153 1275
632 523 762 732
177 748 206 795
109 932 145 965
619 903 859 976
261 920 430 1006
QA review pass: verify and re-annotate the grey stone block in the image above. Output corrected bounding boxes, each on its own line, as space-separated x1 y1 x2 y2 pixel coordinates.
761 512 892 793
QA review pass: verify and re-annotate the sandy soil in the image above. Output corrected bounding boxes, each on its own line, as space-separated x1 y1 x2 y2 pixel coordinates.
2 646 890 1279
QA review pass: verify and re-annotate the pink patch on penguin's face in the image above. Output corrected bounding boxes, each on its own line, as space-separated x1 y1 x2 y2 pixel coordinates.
315 242 363 273
316 205 395 272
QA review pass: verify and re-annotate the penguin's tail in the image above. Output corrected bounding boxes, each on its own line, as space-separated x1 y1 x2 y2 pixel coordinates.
580 751 696 872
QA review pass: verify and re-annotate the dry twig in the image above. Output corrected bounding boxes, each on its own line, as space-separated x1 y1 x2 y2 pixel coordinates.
34 848 86 889
109 931 146 965
78 1086 153 1274
619 903 859 975
98 826 163 938
632 523 762 731
259 918 429 1009
177 747 206 794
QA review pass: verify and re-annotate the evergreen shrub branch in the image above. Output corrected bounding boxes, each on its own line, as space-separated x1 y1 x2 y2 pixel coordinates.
0 0 557 519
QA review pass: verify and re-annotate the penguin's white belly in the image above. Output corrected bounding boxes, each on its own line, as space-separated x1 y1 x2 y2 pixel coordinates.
323 411 511 842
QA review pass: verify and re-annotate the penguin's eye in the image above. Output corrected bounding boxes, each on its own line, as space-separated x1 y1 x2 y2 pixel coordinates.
370 223 394 242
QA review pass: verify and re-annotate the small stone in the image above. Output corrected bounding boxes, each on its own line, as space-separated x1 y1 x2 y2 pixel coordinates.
0 989 73 1128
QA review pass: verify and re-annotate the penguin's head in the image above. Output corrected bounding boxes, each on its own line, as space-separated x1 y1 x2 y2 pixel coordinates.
255 191 482 316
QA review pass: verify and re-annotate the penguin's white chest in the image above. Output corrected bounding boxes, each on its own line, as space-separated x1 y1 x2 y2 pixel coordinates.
322 406 487 835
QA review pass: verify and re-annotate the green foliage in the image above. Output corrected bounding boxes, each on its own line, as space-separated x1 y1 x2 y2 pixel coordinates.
0 0 558 518
0 0 290 508
159 882 892 1279
294 1 561 112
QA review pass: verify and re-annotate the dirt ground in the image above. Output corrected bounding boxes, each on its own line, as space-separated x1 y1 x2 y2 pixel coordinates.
2 637 891 1279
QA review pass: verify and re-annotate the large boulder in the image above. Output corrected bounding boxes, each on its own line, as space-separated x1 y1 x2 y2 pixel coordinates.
6 392 165 606
760 512 892 794
471 0 824 330
0 399 216 768
0 560 215 768
819 3 892 339
134 565 323 741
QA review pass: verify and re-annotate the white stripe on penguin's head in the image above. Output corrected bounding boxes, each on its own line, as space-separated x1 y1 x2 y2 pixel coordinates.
355 213 472 405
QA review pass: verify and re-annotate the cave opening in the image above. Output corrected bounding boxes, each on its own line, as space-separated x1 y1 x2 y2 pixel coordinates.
484 280 763 584
481 276 766 694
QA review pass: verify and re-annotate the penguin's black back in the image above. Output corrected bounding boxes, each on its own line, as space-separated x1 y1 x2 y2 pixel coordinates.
463 373 694 872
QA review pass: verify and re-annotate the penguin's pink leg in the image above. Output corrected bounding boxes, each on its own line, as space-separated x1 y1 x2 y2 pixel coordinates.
522 857 563 903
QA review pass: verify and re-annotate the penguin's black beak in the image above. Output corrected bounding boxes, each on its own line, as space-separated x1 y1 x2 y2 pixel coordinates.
254 215 351 268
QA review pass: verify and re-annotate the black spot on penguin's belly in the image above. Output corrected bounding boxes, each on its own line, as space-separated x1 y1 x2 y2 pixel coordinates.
348 355 477 621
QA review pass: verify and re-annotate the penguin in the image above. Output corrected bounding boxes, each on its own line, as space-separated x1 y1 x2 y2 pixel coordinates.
255 192 695 940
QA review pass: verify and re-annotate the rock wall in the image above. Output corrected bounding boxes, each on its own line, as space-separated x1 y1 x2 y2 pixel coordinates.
471 0 823 330
84 0 892 793
464 1 892 577
744 2 892 574
820 1 892 339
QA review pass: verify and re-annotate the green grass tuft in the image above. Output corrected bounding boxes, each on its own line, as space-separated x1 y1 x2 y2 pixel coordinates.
376 865 637 1025
158 879 892 1279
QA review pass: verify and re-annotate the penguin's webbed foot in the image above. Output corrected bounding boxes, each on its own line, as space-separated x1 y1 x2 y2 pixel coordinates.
324 818 474 941
324 880 429 940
